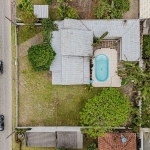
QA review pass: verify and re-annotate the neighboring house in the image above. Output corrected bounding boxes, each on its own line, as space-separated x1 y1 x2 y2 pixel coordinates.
98 133 137 150
139 0 150 19
140 128 150 150
50 19 140 86
25 127 83 149
139 1 150 35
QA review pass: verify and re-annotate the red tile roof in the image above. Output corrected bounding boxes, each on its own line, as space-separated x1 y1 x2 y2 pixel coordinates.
98 133 136 150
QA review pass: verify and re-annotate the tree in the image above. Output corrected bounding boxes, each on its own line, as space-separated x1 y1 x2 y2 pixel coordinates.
80 88 131 138
87 143 97 150
28 44 56 71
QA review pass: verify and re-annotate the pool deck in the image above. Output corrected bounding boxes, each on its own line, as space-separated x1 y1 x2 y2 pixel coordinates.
92 48 121 87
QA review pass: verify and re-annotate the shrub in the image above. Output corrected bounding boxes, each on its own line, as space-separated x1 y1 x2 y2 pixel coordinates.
42 18 58 31
42 18 58 43
94 0 130 19
113 0 130 12
87 143 97 150
20 11 38 24
45 0 53 4
19 0 33 12
58 3 79 19
93 31 108 47
80 88 132 138
94 1 112 19
28 44 56 71
143 35 150 59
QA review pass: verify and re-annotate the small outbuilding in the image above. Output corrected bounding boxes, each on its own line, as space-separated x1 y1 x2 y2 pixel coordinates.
34 5 49 18
25 127 83 149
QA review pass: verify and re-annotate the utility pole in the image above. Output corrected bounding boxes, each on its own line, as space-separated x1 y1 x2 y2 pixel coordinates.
6 130 16 139
5 16 17 26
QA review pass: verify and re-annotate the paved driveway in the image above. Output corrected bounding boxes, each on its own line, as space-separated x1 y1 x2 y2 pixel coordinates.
0 0 12 150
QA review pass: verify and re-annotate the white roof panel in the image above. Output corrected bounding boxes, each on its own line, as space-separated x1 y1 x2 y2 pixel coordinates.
140 0 150 19
34 5 49 18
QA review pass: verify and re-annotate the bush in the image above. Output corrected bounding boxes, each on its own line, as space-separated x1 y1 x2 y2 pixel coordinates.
19 0 33 12
80 88 132 138
143 35 150 59
113 0 130 12
20 11 38 24
45 0 53 4
58 3 79 19
94 1 112 19
28 44 56 71
93 31 108 47
42 18 58 31
87 143 97 150
42 18 58 43
94 0 130 19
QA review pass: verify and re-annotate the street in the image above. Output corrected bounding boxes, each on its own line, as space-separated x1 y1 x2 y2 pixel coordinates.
0 0 12 150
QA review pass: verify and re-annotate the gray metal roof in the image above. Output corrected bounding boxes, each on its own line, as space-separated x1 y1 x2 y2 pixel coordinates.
56 131 83 149
50 19 140 85
143 132 150 150
25 127 83 149
50 20 91 85
61 56 90 85
61 29 93 56
25 132 56 147
63 19 140 61
34 5 49 18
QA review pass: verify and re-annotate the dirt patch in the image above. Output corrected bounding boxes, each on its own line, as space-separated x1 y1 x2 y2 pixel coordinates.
123 0 139 19
122 81 134 100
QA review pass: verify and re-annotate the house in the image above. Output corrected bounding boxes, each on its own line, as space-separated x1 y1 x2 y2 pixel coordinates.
140 128 150 150
25 127 83 149
50 19 140 86
98 133 137 150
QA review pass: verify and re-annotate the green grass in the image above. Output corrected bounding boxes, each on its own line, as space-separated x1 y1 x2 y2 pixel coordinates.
18 55 102 126
49 6 61 21
17 26 42 45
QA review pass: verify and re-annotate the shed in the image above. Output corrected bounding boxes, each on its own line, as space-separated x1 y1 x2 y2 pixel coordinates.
25 127 83 149
34 5 49 18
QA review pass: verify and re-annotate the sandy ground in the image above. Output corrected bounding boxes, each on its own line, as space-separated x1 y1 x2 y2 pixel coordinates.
123 0 139 19
0 0 12 150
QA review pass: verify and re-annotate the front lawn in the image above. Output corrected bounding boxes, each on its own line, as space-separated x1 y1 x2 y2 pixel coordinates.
17 26 42 45
18 55 102 126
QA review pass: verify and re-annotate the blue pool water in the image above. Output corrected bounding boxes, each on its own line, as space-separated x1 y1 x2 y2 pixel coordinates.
95 54 109 82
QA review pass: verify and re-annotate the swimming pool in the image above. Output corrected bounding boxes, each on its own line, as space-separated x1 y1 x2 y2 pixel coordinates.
95 54 109 82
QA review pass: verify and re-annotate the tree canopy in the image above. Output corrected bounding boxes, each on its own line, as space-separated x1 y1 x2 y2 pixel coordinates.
28 44 56 71
80 88 131 138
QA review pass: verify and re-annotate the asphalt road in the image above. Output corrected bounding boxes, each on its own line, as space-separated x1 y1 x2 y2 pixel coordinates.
0 0 12 150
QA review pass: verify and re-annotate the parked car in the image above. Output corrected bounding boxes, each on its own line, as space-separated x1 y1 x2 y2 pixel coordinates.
0 115 4 131
0 61 3 74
